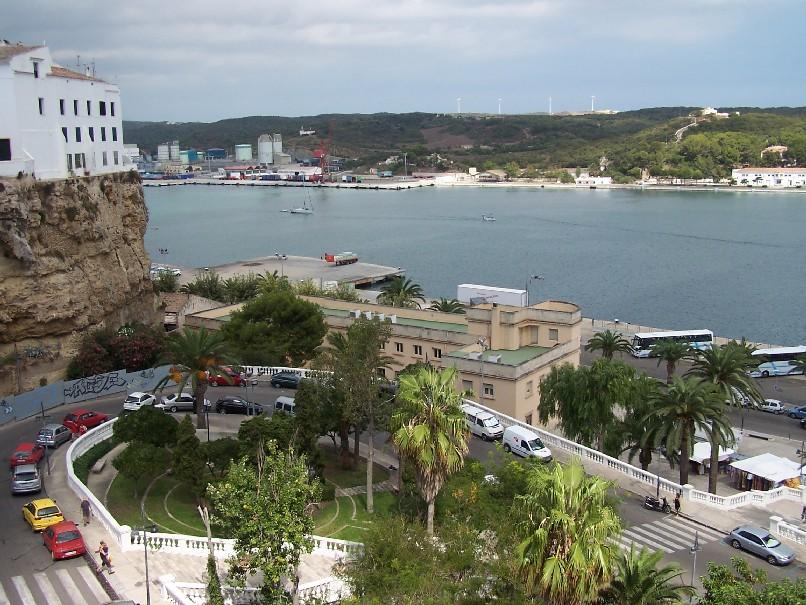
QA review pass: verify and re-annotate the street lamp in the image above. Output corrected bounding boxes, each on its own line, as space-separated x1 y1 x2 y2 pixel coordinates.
689 530 701 602
477 337 489 401
134 508 159 605
525 274 544 306
37 402 52 476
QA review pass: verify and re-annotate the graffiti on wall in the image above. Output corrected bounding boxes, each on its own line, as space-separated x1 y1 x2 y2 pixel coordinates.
64 372 127 400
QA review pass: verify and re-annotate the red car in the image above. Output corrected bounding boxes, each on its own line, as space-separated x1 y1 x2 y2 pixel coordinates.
63 409 109 433
9 442 46 469
208 368 243 387
42 521 86 560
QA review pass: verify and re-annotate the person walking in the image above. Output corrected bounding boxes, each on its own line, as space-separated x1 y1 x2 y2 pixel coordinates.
674 493 681 515
80 498 91 526
96 541 114 574
801 505 806 523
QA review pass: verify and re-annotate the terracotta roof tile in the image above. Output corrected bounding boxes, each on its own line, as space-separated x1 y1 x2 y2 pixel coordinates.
0 44 43 63
50 65 105 83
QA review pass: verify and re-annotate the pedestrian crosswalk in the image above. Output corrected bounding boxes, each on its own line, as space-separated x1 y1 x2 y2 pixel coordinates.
0 564 109 605
610 515 725 555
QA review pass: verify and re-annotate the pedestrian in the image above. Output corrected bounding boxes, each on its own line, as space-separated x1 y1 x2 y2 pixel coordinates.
80 498 92 526
801 505 806 522
78 423 88 437
96 541 115 574
674 493 681 515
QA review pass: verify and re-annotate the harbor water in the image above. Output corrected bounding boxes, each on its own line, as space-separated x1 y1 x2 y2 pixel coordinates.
144 185 806 345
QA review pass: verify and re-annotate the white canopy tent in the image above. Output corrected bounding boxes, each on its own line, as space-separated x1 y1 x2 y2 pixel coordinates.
690 442 734 465
729 453 803 484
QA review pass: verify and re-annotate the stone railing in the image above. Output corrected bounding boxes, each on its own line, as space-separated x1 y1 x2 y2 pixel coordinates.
159 574 347 604
770 516 806 548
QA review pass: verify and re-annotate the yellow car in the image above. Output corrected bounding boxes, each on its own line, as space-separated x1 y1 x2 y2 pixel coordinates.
22 498 64 532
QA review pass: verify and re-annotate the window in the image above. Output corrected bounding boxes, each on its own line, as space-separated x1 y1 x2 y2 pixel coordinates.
99 101 107 116
113 151 119 165
110 102 115 116
0 139 11 161
66 154 73 170
432 348 442 359
525 380 533 397
74 153 83 168
483 383 494 397
59 99 65 115
395 342 403 353
549 328 559 341
74 127 81 142
525 412 533 426
102 151 108 166
112 127 118 142
462 380 473 392
86 100 91 115
413 344 423 356
88 127 94 142
73 99 79 116
101 127 106 142
62 127 68 143
33 61 39 78
38 97 44 115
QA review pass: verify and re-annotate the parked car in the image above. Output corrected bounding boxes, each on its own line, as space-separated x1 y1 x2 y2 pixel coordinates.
502 426 552 461
63 409 109 433
215 396 263 415
460 403 504 441
22 498 64 531
11 464 42 495
800 418 806 430
787 405 806 419
208 368 243 387
758 399 786 414
43 521 87 560
123 392 156 412
270 371 301 389
36 424 72 448
9 442 45 469
728 525 796 566
274 396 296 415
156 392 210 413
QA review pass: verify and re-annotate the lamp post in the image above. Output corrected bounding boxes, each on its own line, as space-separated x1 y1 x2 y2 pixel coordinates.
477 337 489 401
525 274 544 306
403 152 408 179
134 507 158 605
38 402 52 476
689 530 701 601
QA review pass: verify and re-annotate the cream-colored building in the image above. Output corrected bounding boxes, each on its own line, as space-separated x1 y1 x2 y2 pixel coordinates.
186 296 582 425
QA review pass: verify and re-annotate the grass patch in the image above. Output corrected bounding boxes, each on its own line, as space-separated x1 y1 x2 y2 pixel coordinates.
320 444 390 488
106 473 151 527
314 491 398 542
142 476 208 535
73 438 118 484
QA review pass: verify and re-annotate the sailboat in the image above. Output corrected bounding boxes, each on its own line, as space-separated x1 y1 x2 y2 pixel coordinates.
290 184 314 214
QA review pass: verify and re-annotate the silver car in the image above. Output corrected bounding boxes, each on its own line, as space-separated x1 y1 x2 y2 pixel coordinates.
729 525 796 565
36 423 72 448
11 464 42 494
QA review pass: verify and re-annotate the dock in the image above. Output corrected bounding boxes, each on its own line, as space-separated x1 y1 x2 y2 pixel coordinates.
142 177 434 191
173 254 404 288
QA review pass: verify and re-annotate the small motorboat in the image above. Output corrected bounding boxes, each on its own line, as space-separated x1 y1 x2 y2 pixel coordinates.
482 214 496 222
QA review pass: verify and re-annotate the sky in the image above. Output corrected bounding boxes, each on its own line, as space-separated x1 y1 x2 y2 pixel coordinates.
5 0 805 122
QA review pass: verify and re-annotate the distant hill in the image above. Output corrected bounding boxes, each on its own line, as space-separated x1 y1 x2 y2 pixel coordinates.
123 107 806 180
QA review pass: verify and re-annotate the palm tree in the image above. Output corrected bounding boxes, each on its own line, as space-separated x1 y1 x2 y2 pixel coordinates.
156 327 232 429
427 298 465 314
642 377 730 486
514 459 621 605
686 344 762 493
651 340 690 385
391 366 469 535
600 546 694 605
617 374 661 471
790 355 806 376
585 330 632 360
377 276 425 309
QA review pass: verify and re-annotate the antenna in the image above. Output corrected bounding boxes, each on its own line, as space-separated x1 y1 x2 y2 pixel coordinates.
591 95 596 112
498 98 502 116
549 96 552 116
457 97 462 114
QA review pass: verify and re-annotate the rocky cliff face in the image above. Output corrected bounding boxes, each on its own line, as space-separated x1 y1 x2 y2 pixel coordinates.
0 172 159 392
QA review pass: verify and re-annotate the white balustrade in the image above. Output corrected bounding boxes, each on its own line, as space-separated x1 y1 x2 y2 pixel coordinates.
770 516 806 547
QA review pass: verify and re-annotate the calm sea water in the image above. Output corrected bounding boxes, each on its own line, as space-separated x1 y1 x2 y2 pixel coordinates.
144 185 806 345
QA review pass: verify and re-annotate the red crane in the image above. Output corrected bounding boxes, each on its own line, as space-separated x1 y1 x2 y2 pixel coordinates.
314 121 334 181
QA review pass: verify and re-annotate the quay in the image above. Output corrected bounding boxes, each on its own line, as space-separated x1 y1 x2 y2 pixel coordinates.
142 177 434 190
173 254 404 288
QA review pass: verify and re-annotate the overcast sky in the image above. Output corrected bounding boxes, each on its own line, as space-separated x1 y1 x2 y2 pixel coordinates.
5 0 804 122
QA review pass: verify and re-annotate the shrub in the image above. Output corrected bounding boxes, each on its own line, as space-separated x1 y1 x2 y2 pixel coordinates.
73 437 118 484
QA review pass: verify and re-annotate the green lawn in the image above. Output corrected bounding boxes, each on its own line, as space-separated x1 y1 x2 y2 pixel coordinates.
320 445 390 488
314 491 397 542
106 474 151 528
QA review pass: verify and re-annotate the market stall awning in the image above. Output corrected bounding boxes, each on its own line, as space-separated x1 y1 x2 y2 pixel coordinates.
690 442 734 465
728 453 803 483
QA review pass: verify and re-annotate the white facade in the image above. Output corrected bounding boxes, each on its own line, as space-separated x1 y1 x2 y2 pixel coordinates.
234 144 252 161
272 134 282 155
169 141 180 161
157 143 170 162
0 43 129 180
732 167 806 188
123 143 140 162
257 134 273 164
575 174 612 186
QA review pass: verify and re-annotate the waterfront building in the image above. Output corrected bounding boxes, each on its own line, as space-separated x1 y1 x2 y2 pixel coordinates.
258 134 274 165
234 144 252 161
0 41 129 179
206 148 226 160
157 143 170 162
186 296 582 425
732 167 806 188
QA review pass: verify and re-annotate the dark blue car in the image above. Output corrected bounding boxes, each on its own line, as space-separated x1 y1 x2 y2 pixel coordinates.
787 405 806 419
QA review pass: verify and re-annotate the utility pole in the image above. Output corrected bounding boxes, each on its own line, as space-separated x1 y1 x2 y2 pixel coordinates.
477 337 488 401
689 531 701 601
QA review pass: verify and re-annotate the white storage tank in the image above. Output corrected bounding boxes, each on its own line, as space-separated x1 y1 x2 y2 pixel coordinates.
234 144 253 162
272 133 282 155
257 134 273 165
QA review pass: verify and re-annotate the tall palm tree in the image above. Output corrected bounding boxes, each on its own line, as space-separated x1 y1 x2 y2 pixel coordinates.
585 330 632 360
616 374 661 471
790 355 806 376
686 344 762 493
427 298 466 314
391 366 469 535
642 377 730 486
156 327 232 429
514 459 621 605
651 340 690 385
377 276 425 309
600 546 694 605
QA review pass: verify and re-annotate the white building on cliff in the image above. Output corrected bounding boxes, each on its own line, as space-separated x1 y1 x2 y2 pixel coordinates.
0 41 129 180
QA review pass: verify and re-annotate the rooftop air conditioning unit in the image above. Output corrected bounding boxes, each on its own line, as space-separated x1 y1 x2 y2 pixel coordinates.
488 355 502 363
468 352 482 360
389 315 397 324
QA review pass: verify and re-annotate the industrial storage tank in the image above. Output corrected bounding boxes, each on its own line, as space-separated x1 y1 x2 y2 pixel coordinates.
257 134 273 165
234 144 253 162
272 134 282 155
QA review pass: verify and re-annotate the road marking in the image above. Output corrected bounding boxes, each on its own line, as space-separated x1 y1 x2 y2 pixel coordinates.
639 525 690 550
75 566 109 603
11 577 35 605
608 535 655 555
667 518 724 541
32 573 62 605
622 528 675 553
0 580 9 605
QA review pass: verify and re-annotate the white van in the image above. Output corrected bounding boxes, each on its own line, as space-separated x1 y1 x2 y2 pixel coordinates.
502 426 552 461
460 403 503 441
274 396 296 415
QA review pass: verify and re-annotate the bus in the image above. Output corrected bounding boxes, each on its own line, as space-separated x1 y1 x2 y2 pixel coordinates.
750 346 806 377
630 329 714 358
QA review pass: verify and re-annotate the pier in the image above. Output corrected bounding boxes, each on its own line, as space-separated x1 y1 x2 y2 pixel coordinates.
142 177 434 190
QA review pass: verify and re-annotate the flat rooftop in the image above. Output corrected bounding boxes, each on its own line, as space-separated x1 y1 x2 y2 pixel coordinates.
447 345 550 366
320 307 467 334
